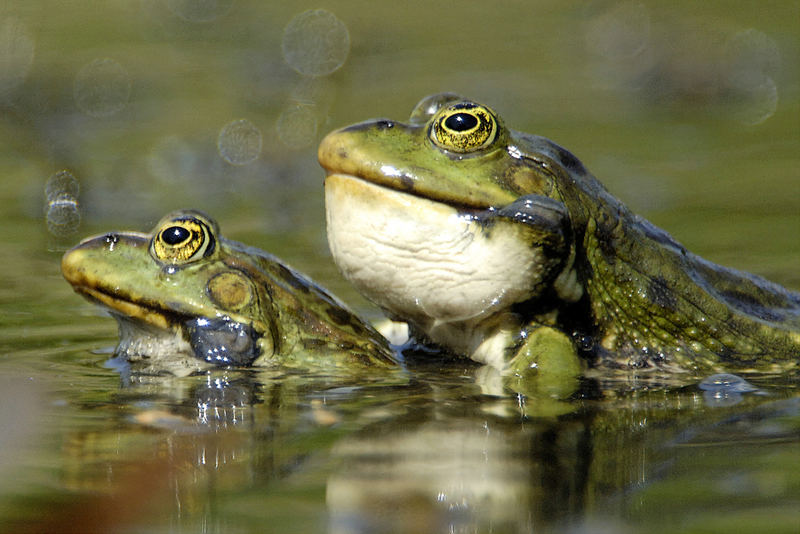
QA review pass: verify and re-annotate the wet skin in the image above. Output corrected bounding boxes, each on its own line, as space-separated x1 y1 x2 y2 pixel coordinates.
318 93 800 376
62 210 398 373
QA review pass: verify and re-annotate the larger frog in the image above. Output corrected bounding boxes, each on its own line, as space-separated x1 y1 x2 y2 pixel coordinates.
318 93 800 375
62 210 398 373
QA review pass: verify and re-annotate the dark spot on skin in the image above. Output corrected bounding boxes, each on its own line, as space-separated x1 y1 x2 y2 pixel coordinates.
715 345 736 362
276 264 310 293
592 216 618 265
580 257 594 280
326 305 354 326
375 120 395 130
647 276 678 310
553 146 586 174
717 288 783 322
349 321 369 337
399 175 415 191
336 148 348 160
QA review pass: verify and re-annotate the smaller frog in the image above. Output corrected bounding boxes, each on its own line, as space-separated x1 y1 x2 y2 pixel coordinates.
62 210 398 373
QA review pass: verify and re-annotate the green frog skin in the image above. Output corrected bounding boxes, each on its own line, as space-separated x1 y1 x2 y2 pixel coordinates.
62 210 398 373
318 93 800 376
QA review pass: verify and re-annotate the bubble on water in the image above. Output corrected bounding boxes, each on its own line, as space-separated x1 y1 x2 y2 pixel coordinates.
699 373 759 407
73 58 131 117
46 194 81 237
45 169 80 202
217 118 262 165
282 9 350 77
699 373 758 393
167 0 234 23
0 16 35 100
276 105 318 149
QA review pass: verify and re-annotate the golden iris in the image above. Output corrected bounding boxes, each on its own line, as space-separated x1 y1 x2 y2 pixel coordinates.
429 102 498 153
151 216 214 264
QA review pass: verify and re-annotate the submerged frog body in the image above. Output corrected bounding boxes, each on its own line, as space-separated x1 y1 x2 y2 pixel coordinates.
62 210 397 373
319 93 800 375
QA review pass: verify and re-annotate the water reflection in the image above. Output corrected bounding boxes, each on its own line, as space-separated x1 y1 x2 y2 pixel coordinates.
327 408 590 533
3 351 797 534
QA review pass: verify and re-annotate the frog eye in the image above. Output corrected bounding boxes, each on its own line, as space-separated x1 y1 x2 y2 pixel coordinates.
429 102 498 153
151 215 215 264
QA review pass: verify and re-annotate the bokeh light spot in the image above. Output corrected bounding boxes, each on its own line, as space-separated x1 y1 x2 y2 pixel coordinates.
276 105 318 149
46 194 80 237
73 58 131 117
282 9 350 77
217 119 262 165
45 170 80 203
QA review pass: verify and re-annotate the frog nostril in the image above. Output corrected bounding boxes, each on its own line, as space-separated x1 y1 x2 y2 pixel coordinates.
104 233 119 249
375 120 395 130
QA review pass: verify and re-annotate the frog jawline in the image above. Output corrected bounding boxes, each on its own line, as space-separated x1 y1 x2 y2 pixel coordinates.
76 286 214 373
74 285 180 331
322 164 491 214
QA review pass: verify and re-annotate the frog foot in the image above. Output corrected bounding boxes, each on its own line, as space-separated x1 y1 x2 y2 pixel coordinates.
507 325 583 400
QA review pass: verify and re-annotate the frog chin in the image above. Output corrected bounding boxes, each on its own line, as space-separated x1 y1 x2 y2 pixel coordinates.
324 173 549 331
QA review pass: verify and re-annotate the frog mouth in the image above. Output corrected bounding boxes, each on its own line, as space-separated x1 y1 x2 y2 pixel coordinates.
72 285 182 331
322 171 490 220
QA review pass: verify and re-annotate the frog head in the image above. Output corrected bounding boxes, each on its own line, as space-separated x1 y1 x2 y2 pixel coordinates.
319 92 586 209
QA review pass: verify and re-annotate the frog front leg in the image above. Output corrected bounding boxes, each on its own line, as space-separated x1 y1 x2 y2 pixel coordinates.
481 195 584 396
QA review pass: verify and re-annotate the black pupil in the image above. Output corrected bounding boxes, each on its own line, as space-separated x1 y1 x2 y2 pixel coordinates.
163 226 191 245
444 112 478 132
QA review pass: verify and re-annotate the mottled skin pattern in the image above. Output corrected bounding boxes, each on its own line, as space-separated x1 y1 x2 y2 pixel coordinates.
319 93 800 373
62 210 397 369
